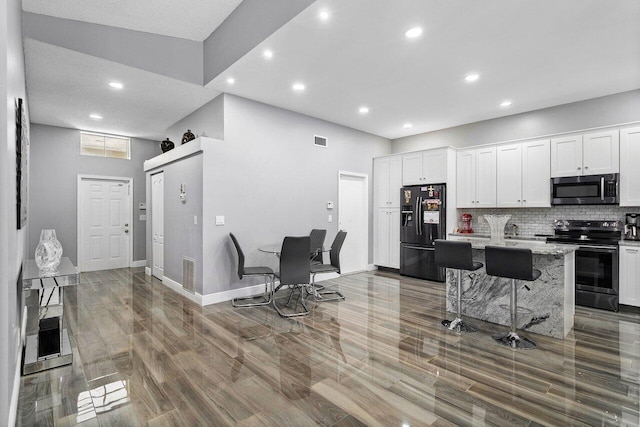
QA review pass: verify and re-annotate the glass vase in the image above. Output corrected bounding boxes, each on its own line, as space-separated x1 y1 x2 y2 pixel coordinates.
35 229 63 275
484 215 511 244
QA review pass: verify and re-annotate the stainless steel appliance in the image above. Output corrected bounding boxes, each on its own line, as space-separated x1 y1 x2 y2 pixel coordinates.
551 173 619 205
399 184 446 282
547 220 622 311
624 213 640 241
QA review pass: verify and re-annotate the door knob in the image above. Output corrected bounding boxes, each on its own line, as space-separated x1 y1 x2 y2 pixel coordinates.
124 229 129 234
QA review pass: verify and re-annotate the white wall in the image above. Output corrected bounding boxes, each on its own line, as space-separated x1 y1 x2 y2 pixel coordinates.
1 0 28 424
392 90 640 152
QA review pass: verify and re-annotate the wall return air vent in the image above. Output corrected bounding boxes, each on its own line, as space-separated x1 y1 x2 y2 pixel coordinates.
314 135 328 148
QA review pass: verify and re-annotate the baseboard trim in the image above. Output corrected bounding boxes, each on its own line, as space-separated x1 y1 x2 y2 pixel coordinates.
131 260 146 268
162 276 202 305
8 335 22 427
144 267 151 276
366 263 376 271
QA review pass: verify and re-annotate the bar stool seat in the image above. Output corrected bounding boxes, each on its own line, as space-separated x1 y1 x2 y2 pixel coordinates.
485 245 541 350
435 240 483 333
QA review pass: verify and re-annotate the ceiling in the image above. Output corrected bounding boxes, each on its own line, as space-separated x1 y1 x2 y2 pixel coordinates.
22 0 640 141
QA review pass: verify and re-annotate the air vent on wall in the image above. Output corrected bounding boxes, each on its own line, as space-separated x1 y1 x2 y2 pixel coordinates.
183 257 195 294
314 135 328 148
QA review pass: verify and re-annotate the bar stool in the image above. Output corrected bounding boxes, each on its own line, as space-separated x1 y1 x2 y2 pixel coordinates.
484 245 541 350
435 240 483 333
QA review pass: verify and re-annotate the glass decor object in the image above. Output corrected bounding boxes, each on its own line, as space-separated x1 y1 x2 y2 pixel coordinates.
35 229 63 275
484 214 511 244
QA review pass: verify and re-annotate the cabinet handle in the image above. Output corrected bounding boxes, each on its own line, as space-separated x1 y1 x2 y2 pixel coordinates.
585 166 589 169
517 200 520 202
577 166 581 170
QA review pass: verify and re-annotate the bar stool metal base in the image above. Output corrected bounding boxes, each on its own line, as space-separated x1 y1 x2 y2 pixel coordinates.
441 318 477 333
492 331 536 350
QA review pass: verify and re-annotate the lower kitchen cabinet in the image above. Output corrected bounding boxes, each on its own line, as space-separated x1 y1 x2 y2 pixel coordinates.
374 207 400 268
620 243 640 307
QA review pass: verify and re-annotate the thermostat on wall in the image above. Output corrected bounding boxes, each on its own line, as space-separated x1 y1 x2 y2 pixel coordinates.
327 201 334 209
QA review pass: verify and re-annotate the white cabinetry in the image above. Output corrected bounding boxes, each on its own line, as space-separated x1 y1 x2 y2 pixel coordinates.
402 148 448 185
496 140 551 208
620 126 640 207
373 156 403 268
620 243 640 307
456 146 496 208
551 130 619 177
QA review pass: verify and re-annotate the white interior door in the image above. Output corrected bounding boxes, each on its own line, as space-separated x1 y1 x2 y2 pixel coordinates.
151 173 164 279
79 177 131 272
338 172 368 274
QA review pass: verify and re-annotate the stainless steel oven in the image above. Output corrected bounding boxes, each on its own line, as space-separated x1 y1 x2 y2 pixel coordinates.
551 173 619 205
574 244 619 311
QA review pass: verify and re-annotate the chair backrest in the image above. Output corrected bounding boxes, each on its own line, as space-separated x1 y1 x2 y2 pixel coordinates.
229 233 245 280
309 229 326 263
329 231 347 273
279 236 311 286
434 240 474 270
485 245 535 281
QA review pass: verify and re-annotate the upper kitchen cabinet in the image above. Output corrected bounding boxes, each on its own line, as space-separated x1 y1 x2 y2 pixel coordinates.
551 130 619 177
402 148 448 185
620 126 640 206
497 140 551 208
457 146 497 208
374 156 402 208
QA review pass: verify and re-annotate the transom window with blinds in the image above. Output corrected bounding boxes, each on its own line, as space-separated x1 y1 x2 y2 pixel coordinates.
80 131 130 159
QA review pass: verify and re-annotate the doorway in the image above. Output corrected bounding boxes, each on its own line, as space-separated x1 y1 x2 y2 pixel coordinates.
338 171 368 274
151 172 164 279
77 175 132 272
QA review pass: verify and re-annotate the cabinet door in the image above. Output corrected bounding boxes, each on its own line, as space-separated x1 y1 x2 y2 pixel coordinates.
402 153 423 185
389 208 401 268
475 146 497 207
456 150 475 208
522 139 551 207
620 246 640 307
496 143 522 208
620 126 640 206
422 149 447 184
389 156 403 208
551 135 583 177
374 208 390 266
583 130 619 175
374 157 390 208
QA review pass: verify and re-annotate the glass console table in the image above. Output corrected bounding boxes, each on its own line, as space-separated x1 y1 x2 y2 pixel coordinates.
22 257 78 375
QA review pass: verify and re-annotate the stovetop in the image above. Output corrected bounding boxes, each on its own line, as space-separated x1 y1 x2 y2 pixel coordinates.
547 219 623 246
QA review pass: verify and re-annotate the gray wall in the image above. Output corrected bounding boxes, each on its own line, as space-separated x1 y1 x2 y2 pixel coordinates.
392 90 640 152
1 0 28 423
29 124 159 265
167 93 224 143
200 94 390 295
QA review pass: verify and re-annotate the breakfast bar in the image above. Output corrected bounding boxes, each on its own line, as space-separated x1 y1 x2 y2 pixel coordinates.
446 236 578 339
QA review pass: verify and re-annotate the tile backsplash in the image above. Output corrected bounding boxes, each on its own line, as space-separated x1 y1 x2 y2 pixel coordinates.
456 206 640 237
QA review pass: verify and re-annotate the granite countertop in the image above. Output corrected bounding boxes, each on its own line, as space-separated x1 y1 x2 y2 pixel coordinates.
448 234 578 255
449 232 550 242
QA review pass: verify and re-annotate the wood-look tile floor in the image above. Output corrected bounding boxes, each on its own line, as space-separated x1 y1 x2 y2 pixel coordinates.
16 268 640 426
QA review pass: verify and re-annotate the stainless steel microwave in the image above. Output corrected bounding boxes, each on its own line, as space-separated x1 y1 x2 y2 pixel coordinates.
551 173 619 205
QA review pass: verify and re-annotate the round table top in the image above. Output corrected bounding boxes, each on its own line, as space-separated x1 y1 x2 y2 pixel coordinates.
258 244 329 255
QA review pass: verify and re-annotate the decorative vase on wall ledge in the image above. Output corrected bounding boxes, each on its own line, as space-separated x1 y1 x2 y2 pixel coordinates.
181 129 195 144
484 215 511 244
160 137 174 153
35 229 63 275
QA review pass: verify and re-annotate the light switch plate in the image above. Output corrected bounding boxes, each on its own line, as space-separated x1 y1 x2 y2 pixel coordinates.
215 215 225 226
194 215 198 225
328 214 333 223
139 214 147 221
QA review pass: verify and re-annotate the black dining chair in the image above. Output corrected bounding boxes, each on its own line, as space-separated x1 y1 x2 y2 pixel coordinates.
229 233 275 308
308 231 347 302
309 229 327 265
273 236 311 318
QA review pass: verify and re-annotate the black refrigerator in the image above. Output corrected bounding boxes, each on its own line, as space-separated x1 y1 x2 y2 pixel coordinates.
399 184 446 282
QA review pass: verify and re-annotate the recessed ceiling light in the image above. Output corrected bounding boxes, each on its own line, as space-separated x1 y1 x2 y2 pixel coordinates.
89 114 103 120
108 81 123 90
403 123 413 129
292 83 306 92
359 106 369 114
263 50 273 59
500 100 512 107
404 27 423 39
319 10 329 21
226 77 235 85
465 73 480 82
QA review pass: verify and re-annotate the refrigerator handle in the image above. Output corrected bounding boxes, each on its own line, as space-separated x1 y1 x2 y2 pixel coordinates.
417 197 423 235
415 197 420 236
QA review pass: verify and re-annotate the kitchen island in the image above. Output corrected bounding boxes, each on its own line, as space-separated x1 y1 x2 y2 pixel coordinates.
446 235 578 339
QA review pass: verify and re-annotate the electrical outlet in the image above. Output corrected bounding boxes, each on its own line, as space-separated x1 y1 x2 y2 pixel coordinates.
215 215 225 226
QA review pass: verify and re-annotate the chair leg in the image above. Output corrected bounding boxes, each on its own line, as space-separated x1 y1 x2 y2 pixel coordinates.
492 278 536 350
307 273 345 302
232 275 273 307
273 285 310 318
442 269 477 333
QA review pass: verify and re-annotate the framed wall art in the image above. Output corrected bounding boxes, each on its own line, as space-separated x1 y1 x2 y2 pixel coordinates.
15 98 29 229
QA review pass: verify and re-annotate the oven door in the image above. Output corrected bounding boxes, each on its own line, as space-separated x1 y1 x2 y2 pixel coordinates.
575 245 619 311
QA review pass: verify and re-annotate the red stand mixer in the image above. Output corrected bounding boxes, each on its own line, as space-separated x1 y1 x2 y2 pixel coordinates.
459 213 474 234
